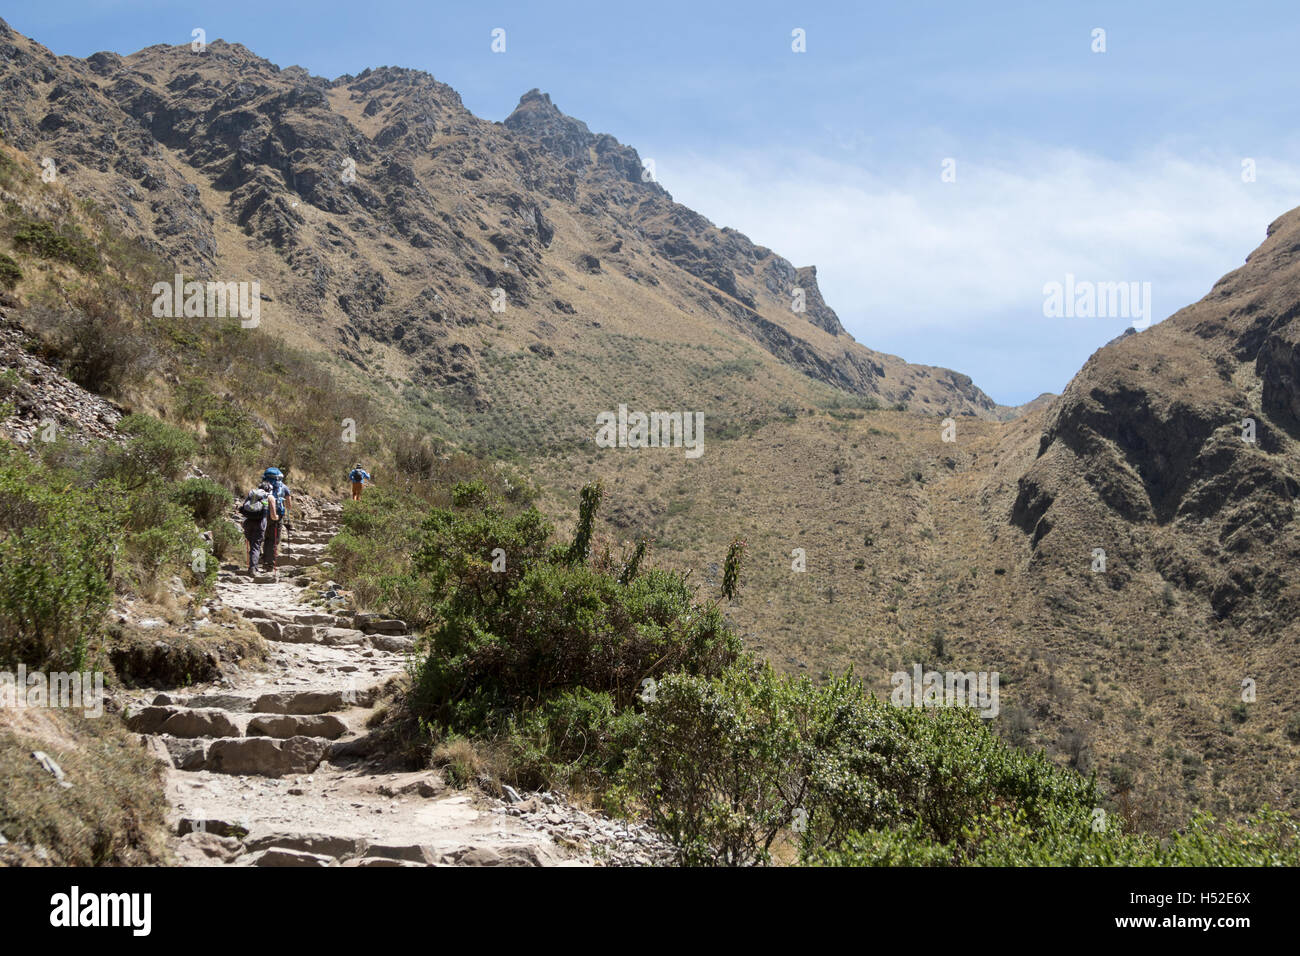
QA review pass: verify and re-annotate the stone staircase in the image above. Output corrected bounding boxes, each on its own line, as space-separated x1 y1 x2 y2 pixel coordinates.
130 501 577 867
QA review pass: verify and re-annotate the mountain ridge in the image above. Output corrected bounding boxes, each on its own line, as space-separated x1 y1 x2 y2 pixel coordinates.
0 18 1009 441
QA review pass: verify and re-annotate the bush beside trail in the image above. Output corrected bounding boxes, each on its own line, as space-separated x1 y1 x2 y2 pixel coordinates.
0 416 220 671
334 479 1300 866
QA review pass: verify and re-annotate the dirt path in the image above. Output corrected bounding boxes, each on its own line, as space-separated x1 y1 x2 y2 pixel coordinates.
125 502 593 867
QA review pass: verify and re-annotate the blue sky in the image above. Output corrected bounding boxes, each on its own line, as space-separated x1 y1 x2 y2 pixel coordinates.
10 1 1300 403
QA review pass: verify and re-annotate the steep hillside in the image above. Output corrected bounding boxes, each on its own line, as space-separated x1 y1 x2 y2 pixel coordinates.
531 213 1300 832
0 19 1002 461
1002 207 1300 630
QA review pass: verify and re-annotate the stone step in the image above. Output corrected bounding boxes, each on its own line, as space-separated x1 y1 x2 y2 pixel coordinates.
160 729 377 776
370 633 416 653
184 693 258 712
320 627 369 647
127 705 240 738
203 735 330 776
252 688 373 714
132 703 349 740
178 687 375 715
272 556 319 569
244 619 321 644
246 622 408 650
246 713 348 740
219 569 280 582
353 613 409 636
260 611 344 627
252 848 336 867
246 832 369 859
227 833 441 867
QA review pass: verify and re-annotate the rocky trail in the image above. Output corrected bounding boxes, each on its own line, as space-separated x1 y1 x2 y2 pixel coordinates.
125 502 670 867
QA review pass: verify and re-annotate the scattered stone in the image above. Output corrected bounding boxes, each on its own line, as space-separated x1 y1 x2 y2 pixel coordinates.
31 751 72 788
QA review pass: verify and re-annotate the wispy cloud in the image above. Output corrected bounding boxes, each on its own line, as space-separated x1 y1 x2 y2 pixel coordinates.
653 143 1300 401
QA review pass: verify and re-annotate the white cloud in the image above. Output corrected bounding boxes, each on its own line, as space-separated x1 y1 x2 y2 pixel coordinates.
652 143 1300 400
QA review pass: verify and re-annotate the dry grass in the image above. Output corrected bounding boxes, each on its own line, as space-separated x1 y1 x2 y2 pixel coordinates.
533 405 1300 832
0 708 170 866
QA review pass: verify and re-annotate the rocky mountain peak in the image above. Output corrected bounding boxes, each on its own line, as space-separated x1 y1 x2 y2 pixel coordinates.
504 89 594 164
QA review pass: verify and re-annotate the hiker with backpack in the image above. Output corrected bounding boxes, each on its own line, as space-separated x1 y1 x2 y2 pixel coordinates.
260 467 291 572
238 480 278 575
348 464 372 502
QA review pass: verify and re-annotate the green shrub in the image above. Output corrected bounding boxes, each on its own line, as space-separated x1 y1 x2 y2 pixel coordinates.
813 806 1300 867
626 666 805 866
12 217 100 272
329 486 435 620
498 689 641 792
0 444 117 668
121 486 210 590
107 415 197 486
0 368 21 401
356 482 746 793
203 404 260 468
627 665 1109 866
0 251 21 289
171 477 231 524
409 484 741 732
210 520 243 562
27 296 152 394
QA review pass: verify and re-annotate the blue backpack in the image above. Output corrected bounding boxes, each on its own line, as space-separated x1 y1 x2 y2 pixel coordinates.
268 478 289 516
